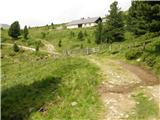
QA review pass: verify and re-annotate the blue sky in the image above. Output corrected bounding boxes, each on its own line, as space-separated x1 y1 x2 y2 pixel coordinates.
0 0 131 27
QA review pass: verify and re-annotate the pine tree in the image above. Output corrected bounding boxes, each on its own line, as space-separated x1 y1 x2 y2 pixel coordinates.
13 43 19 52
95 22 103 44
103 1 124 42
127 1 160 36
23 25 29 39
51 23 54 29
8 21 21 39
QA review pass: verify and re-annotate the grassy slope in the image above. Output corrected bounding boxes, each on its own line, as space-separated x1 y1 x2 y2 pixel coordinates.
97 32 160 77
128 90 159 120
1 46 103 120
1 26 97 51
1 26 160 120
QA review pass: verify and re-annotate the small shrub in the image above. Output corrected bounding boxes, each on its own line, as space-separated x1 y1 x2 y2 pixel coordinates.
41 32 46 39
111 50 119 55
125 49 142 60
13 43 20 52
142 53 156 67
77 31 84 41
58 40 62 47
9 51 16 56
35 41 41 52
155 45 160 53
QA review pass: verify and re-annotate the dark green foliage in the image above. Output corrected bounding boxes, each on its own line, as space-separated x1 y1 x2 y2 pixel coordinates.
1 27 3 31
95 22 103 44
13 43 20 52
125 49 142 60
142 53 156 67
103 1 124 43
8 21 21 39
35 41 41 51
78 31 84 41
127 1 160 36
51 23 55 29
58 40 62 47
23 25 29 39
155 45 160 53
41 32 46 39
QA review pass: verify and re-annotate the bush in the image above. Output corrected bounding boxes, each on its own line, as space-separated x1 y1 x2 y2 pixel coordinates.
35 41 41 52
125 49 142 60
13 43 20 52
77 31 84 41
155 45 160 53
9 51 16 56
58 40 62 47
142 53 156 67
41 32 46 39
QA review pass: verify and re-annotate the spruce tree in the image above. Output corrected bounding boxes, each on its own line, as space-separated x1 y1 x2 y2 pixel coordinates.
103 1 124 42
13 43 19 52
127 1 160 36
23 25 29 39
8 21 21 39
51 23 54 29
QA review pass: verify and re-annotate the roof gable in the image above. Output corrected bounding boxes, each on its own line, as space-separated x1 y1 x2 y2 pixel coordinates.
67 17 101 26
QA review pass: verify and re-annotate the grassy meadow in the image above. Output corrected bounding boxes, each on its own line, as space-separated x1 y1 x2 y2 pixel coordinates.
1 45 103 120
1 24 160 120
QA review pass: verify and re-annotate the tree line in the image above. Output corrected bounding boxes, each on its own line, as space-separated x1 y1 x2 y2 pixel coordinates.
95 1 160 44
7 1 160 46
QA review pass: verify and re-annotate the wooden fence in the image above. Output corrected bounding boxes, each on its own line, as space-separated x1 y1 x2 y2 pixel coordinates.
51 39 153 58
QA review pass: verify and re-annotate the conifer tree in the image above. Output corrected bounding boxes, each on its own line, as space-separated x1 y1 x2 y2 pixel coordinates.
127 1 160 35
103 1 124 42
23 25 29 39
8 21 21 39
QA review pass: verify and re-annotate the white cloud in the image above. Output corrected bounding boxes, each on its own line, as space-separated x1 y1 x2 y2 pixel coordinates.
0 0 131 27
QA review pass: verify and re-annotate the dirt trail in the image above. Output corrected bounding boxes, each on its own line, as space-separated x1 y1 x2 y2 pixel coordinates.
41 40 58 54
2 42 59 55
89 57 160 120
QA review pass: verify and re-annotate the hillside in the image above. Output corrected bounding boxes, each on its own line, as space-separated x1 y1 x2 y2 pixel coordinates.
1 1 160 120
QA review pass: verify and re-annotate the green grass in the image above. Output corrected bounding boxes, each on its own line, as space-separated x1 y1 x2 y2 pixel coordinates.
128 92 159 120
1 46 103 120
97 33 160 77
1 26 97 51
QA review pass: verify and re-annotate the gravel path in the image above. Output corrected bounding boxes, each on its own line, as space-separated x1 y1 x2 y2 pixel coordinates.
89 57 160 120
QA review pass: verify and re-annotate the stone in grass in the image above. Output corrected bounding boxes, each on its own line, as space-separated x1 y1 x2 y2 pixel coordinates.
71 101 77 106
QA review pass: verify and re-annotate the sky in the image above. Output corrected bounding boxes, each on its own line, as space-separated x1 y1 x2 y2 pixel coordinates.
0 0 131 27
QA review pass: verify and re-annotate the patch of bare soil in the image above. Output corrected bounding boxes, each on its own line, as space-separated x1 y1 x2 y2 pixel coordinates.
119 61 159 86
89 57 160 120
